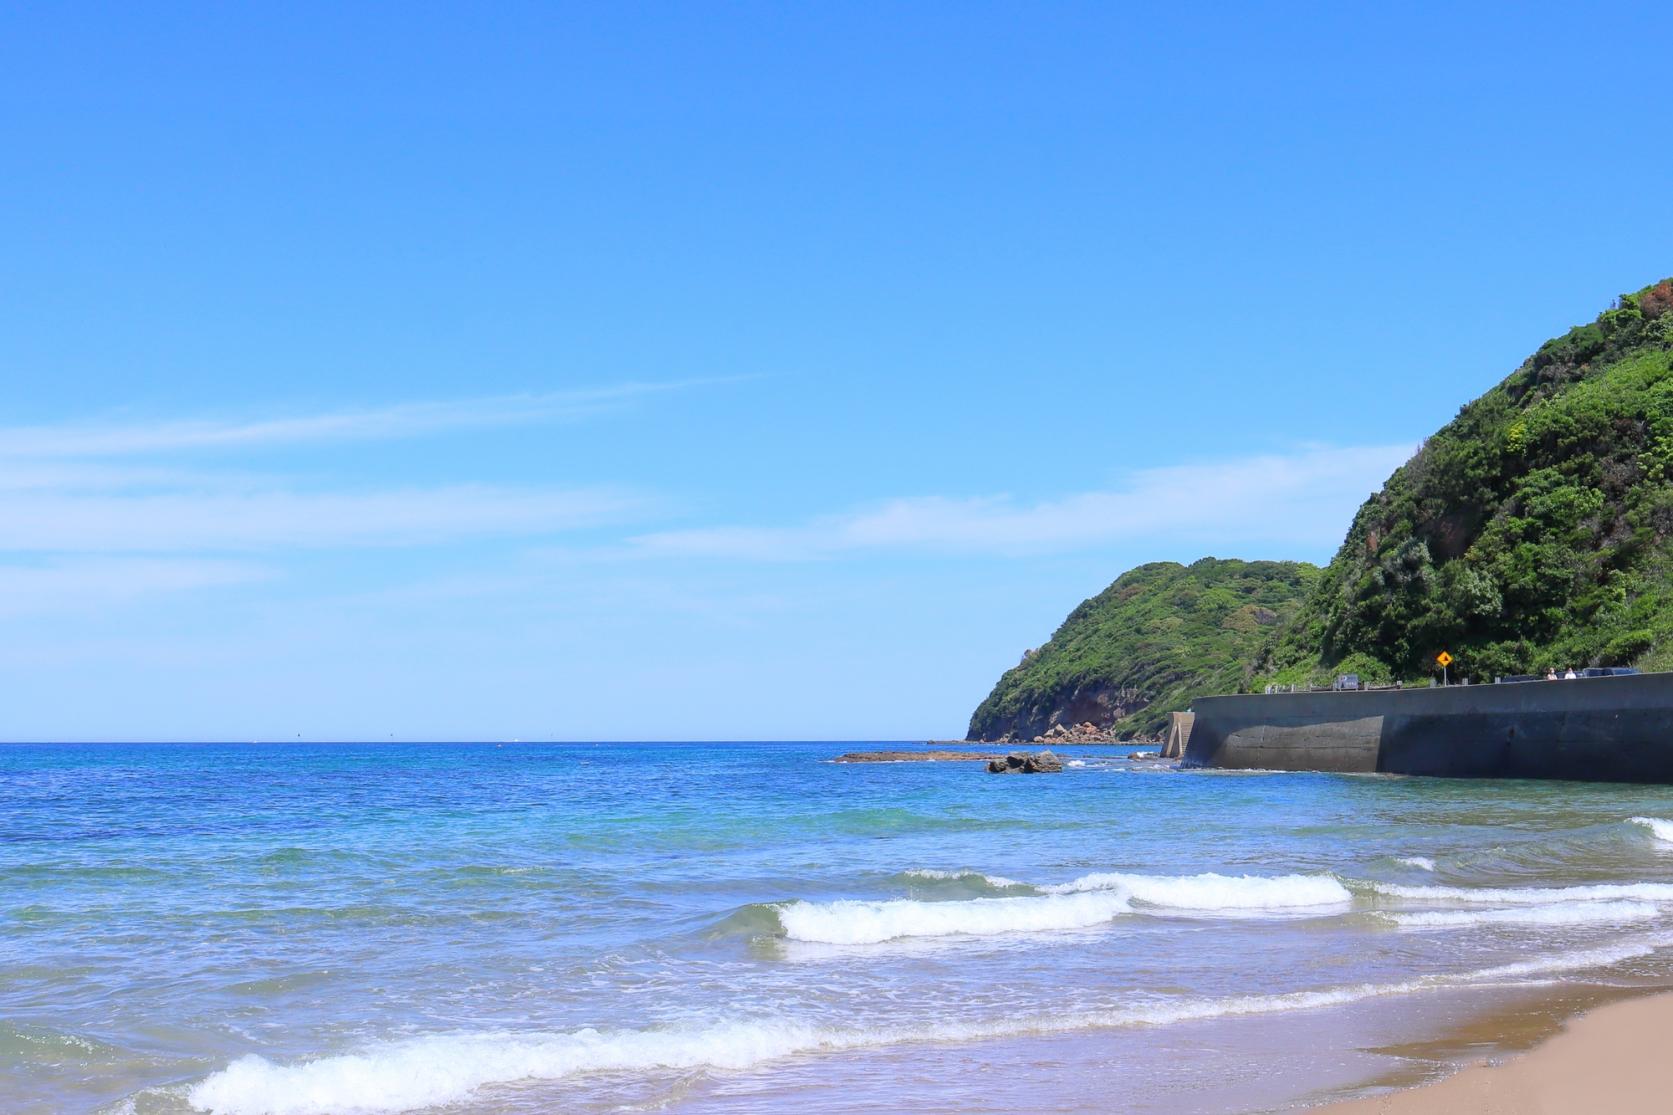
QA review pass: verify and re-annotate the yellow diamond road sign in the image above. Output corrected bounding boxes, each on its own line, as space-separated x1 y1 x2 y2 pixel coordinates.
1436 651 1454 667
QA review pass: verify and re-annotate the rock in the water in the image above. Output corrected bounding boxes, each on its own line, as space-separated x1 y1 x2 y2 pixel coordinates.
986 750 1063 774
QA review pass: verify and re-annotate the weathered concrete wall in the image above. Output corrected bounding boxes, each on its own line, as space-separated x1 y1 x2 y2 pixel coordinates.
1184 672 1673 783
1161 711 1194 759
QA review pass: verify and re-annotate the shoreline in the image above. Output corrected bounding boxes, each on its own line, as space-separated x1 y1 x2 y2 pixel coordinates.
1315 986 1673 1113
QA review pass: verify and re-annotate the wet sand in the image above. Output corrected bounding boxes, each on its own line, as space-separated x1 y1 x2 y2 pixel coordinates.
1319 989 1673 1113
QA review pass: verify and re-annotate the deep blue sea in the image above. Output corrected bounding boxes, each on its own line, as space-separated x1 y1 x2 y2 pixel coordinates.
10 742 1673 1115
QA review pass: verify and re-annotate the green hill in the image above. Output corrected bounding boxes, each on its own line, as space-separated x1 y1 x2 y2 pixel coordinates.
966 558 1318 741
1260 277 1673 685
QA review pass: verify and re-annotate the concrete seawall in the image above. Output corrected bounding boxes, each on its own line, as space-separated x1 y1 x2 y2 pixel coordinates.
1184 672 1673 783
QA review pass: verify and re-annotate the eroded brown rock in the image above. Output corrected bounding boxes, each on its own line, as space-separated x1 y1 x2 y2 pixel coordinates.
986 750 1063 774
1027 721 1121 745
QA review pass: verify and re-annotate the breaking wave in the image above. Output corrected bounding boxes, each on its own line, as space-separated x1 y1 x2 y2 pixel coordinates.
1394 856 1436 871
769 871 1352 944
185 932 1673 1115
900 868 1023 888
1041 871 1352 911
1369 881 1673 905
773 891 1132 944
1630 816 1673 844
1380 900 1659 929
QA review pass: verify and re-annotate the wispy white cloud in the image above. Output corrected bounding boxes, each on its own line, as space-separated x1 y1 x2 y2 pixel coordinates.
0 377 743 458
0 381 702 558
633 444 1414 559
0 484 641 552
0 558 272 616
0 461 233 492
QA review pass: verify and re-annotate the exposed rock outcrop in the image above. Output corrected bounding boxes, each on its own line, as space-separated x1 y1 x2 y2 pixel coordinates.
1029 721 1122 745
987 683 1146 743
985 750 1063 774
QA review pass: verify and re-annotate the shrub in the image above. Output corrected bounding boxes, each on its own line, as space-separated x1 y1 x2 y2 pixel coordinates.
1643 280 1673 320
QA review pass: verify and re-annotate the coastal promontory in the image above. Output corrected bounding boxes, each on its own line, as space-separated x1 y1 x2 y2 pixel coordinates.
966 558 1318 741
966 276 1673 735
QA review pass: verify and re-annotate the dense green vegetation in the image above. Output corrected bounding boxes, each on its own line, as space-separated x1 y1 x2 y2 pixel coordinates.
1260 277 1673 686
967 277 1673 736
967 558 1318 740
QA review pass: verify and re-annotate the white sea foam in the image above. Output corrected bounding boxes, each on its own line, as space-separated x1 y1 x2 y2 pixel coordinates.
1042 871 1352 911
187 1022 847 1115
1630 817 1673 844
1394 856 1436 871
186 933 1673 1115
777 871 1352 945
1381 900 1659 929
773 891 1131 944
1371 881 1673 905
1468 930 1673 980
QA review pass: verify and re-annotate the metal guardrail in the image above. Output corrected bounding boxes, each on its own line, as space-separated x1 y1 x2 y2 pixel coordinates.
1262 667 1639 695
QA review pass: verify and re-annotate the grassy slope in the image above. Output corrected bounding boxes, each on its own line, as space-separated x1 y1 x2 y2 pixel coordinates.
1261 278 1673 685
967 558 1319 740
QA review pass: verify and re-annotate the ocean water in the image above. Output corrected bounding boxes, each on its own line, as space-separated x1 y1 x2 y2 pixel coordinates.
9 743 1673 1115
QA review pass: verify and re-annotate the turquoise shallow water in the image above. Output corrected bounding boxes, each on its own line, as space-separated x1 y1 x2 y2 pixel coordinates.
10 742 1673 1114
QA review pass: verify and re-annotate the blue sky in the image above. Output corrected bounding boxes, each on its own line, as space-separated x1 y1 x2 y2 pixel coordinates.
1 3 1669 740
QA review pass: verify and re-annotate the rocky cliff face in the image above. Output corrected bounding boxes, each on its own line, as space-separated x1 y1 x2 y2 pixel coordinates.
966 558 1318 741
973 682 1145 743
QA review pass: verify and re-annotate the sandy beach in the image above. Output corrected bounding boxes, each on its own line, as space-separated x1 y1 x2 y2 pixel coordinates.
1323 990 1673 1113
